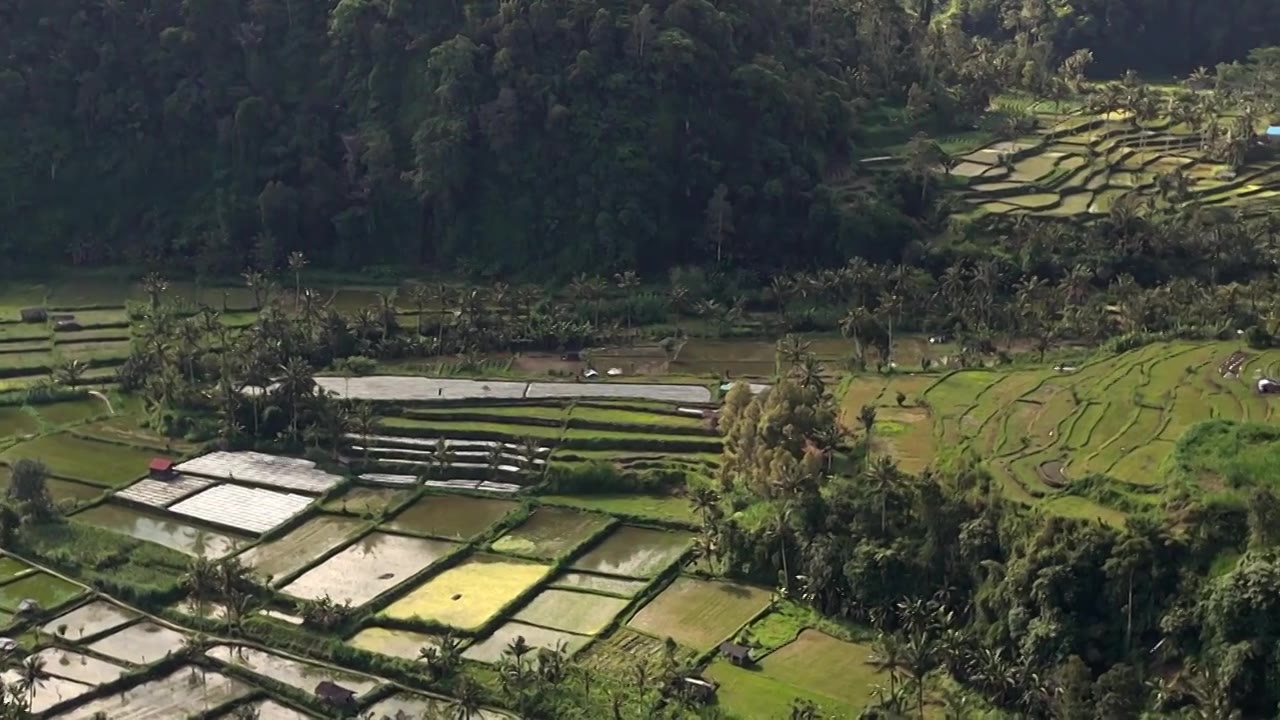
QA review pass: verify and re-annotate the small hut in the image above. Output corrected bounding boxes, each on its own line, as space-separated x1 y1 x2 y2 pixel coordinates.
148 458 177 480
718 641 753 667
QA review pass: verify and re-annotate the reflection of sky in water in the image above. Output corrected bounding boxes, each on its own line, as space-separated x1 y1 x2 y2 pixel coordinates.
572 527 693 577
74 505 245 558
207 646 379 696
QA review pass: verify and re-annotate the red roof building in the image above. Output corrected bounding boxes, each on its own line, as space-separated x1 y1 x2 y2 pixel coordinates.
148 458 176 480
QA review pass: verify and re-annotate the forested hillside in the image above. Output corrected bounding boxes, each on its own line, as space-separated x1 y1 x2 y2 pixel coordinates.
3 0 1278 277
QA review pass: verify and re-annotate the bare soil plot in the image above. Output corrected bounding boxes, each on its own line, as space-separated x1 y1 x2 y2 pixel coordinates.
549 572 649 597
57 666 253 719
237 515 367 582
347 627 445 660
35 648 127 685
489 508 610 559
175 451 342 494
628 578 773 650
385 495 517 540
168 483 313 535
2 670 93 713
42 600 138 641
461 621 592 664
380 554 551 630
87 621 187 665
206 645 381 697
513 588 629 635
570 526 692 578
281 531 459 606
72 503 250 559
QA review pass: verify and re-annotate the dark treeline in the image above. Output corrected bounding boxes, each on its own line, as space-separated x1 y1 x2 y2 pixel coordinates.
3 0 1278 278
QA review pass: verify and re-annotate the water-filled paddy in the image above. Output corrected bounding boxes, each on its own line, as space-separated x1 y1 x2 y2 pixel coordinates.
549 571 649 597
347 626 445 660
220 700 317 719
0 572 83 612
206 645 380 697
385 495 517 540
569 526 692 578
57 665 253 719
72 503 250 558
513 588 629 635
36 648 127 684
462 621 591 664
321 485 412 515
236 514 366 582
87 621 187 665
281 531 459 606
2 670 93 713
42 600 138 640
366 692 510 720
489 508 610 559
380 554 551 630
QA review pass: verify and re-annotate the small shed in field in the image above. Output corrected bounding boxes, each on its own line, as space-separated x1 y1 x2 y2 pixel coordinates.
314 681 357 708
148 458 177 480
718 641 753 667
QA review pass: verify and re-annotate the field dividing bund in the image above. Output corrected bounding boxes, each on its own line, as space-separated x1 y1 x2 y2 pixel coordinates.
841 341 1269 522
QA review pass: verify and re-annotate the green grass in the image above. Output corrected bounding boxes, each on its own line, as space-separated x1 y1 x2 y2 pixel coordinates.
380 417 563 440
0 434 153 487
538 494 697 524
0 573 84 612
738 600 874 654
1164 420 1280 494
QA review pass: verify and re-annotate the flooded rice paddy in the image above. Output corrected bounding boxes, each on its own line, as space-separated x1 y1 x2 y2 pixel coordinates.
236 514 367 582
380 554 551 630
42 600 138 640
73 503 250 558
206 645 380 697
321 485 412 515
569 526 693 578
462 621 592 664
512 588 630 635
57 665 253 719
549 571 650 597
5 670 93 713
86 621 187 665
385 495 517 540
37 648 128 685
489 508 610 559
280 531 459 606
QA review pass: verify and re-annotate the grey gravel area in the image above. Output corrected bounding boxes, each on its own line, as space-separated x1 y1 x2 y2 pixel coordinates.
115 475 214 507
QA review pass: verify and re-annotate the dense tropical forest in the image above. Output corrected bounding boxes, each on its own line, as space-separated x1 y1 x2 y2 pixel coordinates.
4 0 1280 276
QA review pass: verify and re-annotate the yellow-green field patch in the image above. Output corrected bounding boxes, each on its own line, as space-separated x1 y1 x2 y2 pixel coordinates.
513 588 630 635
380 554 551 630
627 577 772 650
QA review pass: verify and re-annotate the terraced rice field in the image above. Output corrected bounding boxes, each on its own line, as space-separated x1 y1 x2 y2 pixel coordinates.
347 626 445 660
462 621 593 664
842 341 1277 521
1 434 152 487
569 526 692 578
0 572 83 612
236 515 367 582
72 503 251 558
86 621 187 665
281 531 459 606
956 113 1280 219
627 578 773 650
379 554 551 630
57 666 253 719
489 508 611 558
206 645 380 698
385 496 518 539
42 600 139 640
513 588 630 635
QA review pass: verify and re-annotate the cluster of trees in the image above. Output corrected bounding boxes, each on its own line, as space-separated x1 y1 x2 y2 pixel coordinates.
707 366 1280 718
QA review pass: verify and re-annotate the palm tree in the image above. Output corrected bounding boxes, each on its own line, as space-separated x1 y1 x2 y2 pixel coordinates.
668 284 690 333
17 654 47 710
450 675 483 719
241 268 266 309
51 357 88 388
352 402 377 460
870 632 907 713
901 631 939 720
689 487 720 526
864 455 899 534
614 270 640 337
182 557 219 614
840 307 872 370
775 334 811 377
406 281 431 336
141 272 169 311
286 251 307 310
858 404 877 451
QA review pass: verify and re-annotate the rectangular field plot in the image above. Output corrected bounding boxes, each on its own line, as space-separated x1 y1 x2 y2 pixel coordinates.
380 554 551 630
115 475 214 508
570 526 692 578
0 556 34 583
281 532 459 606
322 485 413 515
549 572 649 597
462 621 592 664
386 495 517 540
73 503 250 559
169 484 313 534
513 588 629 635
42 600 138 640
347 627 445 661
489 508 610 559
628 578 772 650
206 645 380 697
0 573 84 612
35 648 127 685
214 700 317 719
87 621 187 665
237 515 367 582
175 451 341 493
3 670 93 713
526 382 712 404
367 692 511 720
316 376 528 401
0 434 153 487
57 666 252 720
